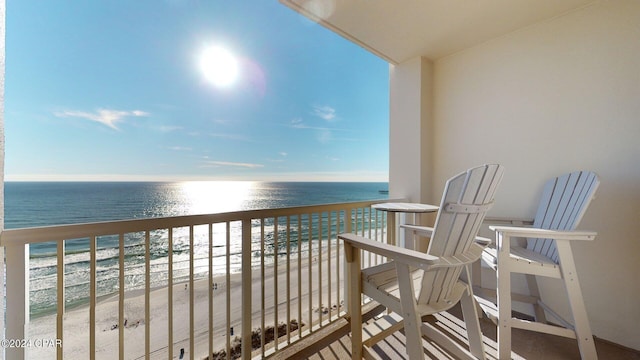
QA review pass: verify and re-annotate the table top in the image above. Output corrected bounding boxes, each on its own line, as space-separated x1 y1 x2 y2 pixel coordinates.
372 202 439 213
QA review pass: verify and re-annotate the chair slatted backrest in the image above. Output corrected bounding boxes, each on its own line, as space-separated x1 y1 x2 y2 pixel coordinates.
527 171 600 263
418 164 504 305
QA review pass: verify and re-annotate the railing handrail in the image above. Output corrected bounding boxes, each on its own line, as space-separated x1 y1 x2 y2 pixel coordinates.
1 198 402 246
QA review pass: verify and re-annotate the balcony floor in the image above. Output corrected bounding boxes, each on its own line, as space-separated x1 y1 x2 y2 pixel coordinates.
277 304 639 360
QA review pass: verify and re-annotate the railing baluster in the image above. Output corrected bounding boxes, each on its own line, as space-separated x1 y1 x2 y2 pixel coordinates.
307 213 312 333
318 212 323 325
189 225 195 360
367 207 371 236
286 216 291 343
343 207 352 316
57 240 65 360
241 219 252 359
208 224 214 359
225 222 230 360
118 233 125 360
359 208 365 268
336 211 341 317
90 236 97 360
328 211 332 321
273 217 279 351
297 215 302 339
260 219 266 357
375 210 381 264
368 208 372 268
144 231 150 360
168 228 174 360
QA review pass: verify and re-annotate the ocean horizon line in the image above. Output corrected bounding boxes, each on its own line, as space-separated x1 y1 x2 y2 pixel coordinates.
5 173 389 183
5 179 389 184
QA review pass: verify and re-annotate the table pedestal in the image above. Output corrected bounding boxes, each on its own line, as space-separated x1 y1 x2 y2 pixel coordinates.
371 203 439 250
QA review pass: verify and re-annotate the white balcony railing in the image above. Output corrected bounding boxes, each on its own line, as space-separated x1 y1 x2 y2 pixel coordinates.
1 199 398 360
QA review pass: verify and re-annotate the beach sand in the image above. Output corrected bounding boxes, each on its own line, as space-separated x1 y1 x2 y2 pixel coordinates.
26 244 348 359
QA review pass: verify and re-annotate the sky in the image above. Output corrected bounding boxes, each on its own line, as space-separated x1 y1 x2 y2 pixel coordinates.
5 1 389 182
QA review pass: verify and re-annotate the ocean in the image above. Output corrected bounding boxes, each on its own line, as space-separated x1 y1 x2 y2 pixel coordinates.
4 181 389 316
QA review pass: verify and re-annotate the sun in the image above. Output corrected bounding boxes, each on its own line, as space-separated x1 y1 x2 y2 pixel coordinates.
200 46 239 87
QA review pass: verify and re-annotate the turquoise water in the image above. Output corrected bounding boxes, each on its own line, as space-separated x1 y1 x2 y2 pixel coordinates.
4 181 389 316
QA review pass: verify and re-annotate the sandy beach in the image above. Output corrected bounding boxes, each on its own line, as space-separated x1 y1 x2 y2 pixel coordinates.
26 244 347 360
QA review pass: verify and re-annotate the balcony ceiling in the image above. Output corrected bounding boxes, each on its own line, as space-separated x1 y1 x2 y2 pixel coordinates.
280 0 596 64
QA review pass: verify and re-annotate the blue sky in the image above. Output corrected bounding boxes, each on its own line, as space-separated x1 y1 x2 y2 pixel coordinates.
5 1 389 182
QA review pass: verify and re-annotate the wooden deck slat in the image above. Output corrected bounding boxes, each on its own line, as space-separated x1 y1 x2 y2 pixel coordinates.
274 304 640 360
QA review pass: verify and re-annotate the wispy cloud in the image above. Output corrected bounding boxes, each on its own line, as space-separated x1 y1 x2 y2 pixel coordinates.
312 105 336 121
290 118 305 128
289 118 329 131
168 146 192 151
54 108 149 130
200 160 264 168
290 117 351 144
131 110 148 117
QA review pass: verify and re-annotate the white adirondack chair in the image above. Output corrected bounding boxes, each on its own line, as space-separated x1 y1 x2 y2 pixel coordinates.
339 164 504 360
479 170 599 359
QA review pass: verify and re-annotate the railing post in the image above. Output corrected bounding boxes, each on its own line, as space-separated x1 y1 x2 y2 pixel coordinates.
343 207 353 317
0 1 5 355
0 245 4 360
57 241 65 360
241 219 252 359
5 243 28 360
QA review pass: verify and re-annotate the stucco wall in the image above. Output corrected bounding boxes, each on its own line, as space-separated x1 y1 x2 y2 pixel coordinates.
389 57 435 204
431 0 639 350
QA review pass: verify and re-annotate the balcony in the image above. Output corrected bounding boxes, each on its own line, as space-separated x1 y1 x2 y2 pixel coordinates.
0 0 638 355
1 0 639 355
1 199 395 359
3 200 637 360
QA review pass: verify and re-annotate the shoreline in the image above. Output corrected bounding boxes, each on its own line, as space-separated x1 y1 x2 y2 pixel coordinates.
26 244 347 359
28 242 322 320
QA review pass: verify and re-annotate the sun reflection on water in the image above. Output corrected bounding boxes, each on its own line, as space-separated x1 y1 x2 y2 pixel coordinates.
177 181 256 215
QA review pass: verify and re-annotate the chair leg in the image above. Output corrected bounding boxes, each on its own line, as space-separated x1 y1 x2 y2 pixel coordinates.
396 262 425 360
471 260 485 318
346 244 364 359
472 259 482 289
556 242 598 359
460 286 486 359
496 233 512 359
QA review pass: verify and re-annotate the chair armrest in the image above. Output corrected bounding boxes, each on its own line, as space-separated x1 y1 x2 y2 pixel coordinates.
339 233 439 266
489 226 597 241
402 224 492 246
338 233 488 270
400 224 434 237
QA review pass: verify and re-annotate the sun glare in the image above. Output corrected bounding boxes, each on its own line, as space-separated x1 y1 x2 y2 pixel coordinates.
179 181 255 214
200 46 239 87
